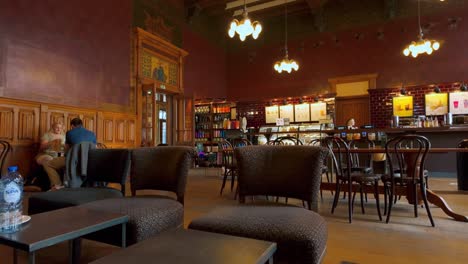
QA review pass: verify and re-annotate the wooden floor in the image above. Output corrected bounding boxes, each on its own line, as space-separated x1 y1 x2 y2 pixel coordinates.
2 167 468 263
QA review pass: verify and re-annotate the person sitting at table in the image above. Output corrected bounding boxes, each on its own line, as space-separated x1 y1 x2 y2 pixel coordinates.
35 122 65 166
43 118 97 190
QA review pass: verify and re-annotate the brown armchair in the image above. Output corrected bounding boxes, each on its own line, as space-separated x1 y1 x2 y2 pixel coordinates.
81 146 196 246
189 145 329 264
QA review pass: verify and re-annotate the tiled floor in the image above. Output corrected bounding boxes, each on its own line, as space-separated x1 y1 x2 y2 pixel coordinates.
1 167 468 263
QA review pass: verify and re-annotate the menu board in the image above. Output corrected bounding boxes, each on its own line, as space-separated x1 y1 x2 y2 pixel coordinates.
279 105 294 122
265 105 279 124
449 92 468 115
310 102 327 121
425 93 448 116
393 96 413 117
294 103 310 122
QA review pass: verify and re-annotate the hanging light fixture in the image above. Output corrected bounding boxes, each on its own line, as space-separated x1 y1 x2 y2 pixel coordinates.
403 0 441 58
274 1 299 73
228 0 262 41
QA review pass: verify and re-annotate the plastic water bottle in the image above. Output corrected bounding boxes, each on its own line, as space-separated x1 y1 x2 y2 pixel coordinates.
0 166 23 233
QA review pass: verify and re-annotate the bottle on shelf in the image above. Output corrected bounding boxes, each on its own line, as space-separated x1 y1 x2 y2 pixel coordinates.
0 166 23 233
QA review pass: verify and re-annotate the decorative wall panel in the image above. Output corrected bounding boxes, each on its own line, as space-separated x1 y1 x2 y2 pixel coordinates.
0 97 137 177
0 107 14 140
18 110 35 141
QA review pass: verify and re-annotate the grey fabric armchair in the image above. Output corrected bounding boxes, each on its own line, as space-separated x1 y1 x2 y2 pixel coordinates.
81 146 196 246
189 145 329 264
28 148 130 215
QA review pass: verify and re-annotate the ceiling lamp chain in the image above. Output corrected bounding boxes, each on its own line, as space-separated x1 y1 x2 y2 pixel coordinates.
228 0 262 41
403 0 440 58
274 0 299 73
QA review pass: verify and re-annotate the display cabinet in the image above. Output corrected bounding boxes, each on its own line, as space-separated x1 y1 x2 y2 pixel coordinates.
194 103 237 145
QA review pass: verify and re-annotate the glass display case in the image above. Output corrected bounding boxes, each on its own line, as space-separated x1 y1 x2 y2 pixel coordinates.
257 124 330 145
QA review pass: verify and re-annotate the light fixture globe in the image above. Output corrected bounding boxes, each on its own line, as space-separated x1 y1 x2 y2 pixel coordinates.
273 0 299 74
274 56 299 74
403 0 441 58
227 1 262 41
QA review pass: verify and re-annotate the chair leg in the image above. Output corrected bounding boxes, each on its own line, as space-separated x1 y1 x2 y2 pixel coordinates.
413 183 418 218
359 185 365 214
348 181 353 223
420 182 435 227
331 181 341 214
325 171 333 196
219 169 229 195
374 180 382 221
230 170 236 192
386 185 394 224
383 184 388 216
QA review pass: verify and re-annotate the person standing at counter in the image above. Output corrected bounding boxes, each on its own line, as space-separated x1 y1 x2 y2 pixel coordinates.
346 118 358 129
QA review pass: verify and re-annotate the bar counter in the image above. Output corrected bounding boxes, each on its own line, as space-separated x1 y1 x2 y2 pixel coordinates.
251 125 468 177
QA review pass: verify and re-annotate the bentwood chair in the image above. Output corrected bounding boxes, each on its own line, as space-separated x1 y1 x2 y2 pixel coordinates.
230 138 253 148
272 136 304 145
382 134 434 226
325 136 382 223
349 138 375 174
309 138 332 199
0 140 11 174
218 140 236 195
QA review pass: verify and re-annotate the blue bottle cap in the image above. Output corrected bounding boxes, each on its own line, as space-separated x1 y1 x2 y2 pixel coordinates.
7 166 18 172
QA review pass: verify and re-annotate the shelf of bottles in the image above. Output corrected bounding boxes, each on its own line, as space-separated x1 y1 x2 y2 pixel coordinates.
194 103 235 144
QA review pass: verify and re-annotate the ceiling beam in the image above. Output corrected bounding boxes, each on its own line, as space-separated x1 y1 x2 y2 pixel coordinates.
232 0 297 16
226 0 262 10
304 0 326 10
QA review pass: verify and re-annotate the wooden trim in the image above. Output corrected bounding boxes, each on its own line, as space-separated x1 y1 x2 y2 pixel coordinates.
328 73 378 94
0 97 137 148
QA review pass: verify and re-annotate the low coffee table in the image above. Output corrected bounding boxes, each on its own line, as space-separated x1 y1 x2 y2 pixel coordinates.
90 228 277 264
0 207 128 264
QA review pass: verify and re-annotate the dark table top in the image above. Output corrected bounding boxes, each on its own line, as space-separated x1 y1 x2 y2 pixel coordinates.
0 207 128 252
90 228 277 264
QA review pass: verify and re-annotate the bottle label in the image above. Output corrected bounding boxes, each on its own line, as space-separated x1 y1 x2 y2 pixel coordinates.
4 182 21 204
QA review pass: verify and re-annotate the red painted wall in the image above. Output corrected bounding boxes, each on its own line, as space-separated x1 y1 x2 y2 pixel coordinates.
183 27 227 100
226 8 468 101
0 0 131 109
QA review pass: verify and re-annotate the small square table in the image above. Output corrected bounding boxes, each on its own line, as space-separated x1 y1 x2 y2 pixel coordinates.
90 228 277 264
0 207 128 264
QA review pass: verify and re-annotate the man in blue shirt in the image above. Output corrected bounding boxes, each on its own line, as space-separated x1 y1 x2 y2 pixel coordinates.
43 118 97 190
65 118 97 148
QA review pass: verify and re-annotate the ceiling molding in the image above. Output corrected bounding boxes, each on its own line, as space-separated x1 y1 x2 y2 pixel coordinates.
226 0 262 10
232 0 297 16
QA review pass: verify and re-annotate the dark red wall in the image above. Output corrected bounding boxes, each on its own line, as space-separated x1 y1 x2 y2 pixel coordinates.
183 27 227 99
226 8 468 101
0 0 131 109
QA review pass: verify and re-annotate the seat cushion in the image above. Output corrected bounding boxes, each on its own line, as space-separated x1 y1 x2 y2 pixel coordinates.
80 197 184 246
188 205 327 264
28 187 123 215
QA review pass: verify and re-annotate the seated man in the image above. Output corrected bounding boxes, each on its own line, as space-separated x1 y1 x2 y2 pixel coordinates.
43 118 97 190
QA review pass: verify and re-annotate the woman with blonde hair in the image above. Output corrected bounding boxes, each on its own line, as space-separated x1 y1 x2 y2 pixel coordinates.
35 122 65 165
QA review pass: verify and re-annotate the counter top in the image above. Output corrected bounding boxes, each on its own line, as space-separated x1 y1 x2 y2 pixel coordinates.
249 126 468 135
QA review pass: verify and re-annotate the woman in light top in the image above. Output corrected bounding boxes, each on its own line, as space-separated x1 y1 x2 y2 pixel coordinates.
35 122 65 165
346 118 357 129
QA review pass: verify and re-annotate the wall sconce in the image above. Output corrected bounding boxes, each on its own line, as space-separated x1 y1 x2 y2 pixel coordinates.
433 86 441 93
